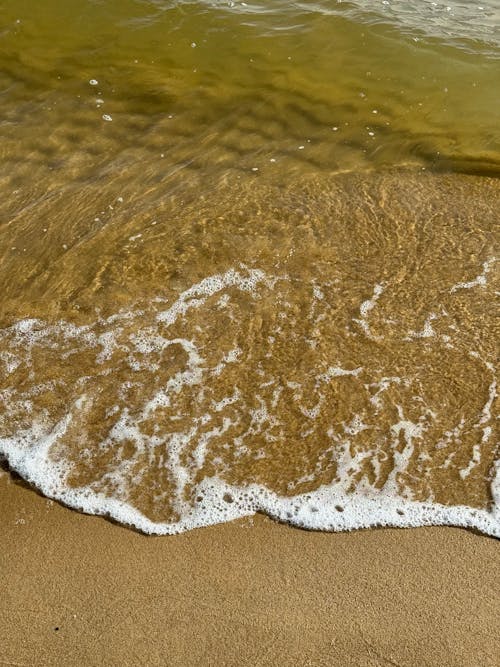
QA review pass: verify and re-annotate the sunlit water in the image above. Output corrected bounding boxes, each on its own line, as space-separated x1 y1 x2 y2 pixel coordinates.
0 1 498 534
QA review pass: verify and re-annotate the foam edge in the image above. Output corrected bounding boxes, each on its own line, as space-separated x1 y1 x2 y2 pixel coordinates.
1 439 498 538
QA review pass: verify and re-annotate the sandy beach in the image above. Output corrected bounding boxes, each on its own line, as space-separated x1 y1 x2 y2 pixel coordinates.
1 2 499 666
1 472 498 667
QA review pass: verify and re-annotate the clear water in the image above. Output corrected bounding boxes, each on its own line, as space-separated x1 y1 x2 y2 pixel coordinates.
0 1 498 534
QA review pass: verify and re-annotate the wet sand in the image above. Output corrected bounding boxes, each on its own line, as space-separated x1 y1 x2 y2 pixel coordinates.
1 472 498 667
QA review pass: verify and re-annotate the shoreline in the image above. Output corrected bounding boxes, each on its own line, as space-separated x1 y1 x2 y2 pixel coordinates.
1 473 498 667
2 455 499 538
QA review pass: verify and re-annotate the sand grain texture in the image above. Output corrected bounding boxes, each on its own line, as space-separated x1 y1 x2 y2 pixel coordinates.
0 474 498 667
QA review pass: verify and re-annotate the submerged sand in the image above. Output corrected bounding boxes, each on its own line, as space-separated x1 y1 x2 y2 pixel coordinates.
1 472 498 667
1 171 498 536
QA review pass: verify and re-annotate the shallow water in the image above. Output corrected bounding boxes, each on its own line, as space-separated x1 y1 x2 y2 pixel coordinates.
0 1 498 534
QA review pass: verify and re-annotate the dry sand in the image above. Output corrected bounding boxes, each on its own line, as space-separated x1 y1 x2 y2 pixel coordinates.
0 472 498 667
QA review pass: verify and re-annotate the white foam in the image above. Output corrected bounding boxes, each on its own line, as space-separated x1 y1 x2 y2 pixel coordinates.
156 266 268 327
382 407 425 497
0 267 498 538
318 365 362 383
353 283 384 339
368 376 403 412
405 312 438 340
460 368 496 479
0 351 21 375
459 445 482 480
213 389 241 412
450 258 496 293
2 437 498 536
435 417 465 450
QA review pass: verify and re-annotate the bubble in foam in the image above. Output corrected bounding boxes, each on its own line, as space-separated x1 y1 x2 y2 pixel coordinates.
0 265 498 537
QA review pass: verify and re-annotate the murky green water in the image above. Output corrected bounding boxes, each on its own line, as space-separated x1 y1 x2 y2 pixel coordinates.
1 0 499 187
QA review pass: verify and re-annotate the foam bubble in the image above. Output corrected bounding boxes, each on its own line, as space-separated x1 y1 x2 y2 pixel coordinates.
2 438 498 536
353 283 384 339
450 258 496 293
0 266 498 537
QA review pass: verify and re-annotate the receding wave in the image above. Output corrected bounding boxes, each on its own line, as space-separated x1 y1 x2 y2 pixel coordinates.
1 171 498 535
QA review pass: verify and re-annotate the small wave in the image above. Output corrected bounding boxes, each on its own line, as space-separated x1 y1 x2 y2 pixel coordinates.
1 258 498 535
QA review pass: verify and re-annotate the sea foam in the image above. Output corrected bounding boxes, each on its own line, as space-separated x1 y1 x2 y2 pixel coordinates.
0 266 498 536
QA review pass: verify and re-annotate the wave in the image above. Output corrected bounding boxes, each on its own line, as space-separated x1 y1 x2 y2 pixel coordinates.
1 250 498 535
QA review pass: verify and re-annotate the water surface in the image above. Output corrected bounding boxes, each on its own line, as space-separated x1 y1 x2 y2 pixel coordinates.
0 1 498 534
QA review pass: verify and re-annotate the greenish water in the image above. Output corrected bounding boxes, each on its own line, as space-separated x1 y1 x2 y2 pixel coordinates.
1 0 499 185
